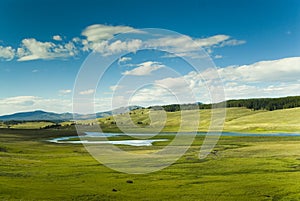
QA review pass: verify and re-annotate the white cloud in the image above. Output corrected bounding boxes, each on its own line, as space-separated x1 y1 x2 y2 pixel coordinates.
59 89 72 94
81 24 144 54
190 57 300 101
1 56 299 114
53 35 62 41
62 41 78 56
127 57 300 105
127 72 208 105
0 96 72 115
72 37 81 43
32 69 39 73
0 24 246 62
0 95 123 115
105 39 142 55
222 82 300 100
146 34 245 58
1 96 36 106
219 57 300 82
129 86 177 106
122 61 165 76
155 77 190 93
147 34 244 50
214 55 223 59
0 45 15 61
195 35 230 47
81 24 139 42
17 38 78 61
18 38 55 61
80 25 245 57
79 89 95 95
110 85 123 91
87 39 142 55
118 56 132 64
219 39 246 47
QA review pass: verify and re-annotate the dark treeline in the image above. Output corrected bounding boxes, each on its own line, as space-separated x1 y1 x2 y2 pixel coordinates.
225 96 300 111
150 104 202 112
149 103 212 112
149 96 300 112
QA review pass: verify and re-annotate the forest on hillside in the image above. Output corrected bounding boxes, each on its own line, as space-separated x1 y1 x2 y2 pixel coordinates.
149 96 300 112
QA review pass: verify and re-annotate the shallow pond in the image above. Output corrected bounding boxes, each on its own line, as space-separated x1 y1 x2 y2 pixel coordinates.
47 132 300 146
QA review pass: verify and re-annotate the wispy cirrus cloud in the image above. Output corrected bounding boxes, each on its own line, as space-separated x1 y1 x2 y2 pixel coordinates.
219 39 246 47
59 89 72 95
79 89 95 95
122 61 165 76
145 34 245 58
196 34 230 47
148 34 244 50
110 85 123 91
214 55 223 59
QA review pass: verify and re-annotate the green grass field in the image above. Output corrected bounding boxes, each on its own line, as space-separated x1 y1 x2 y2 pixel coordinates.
0 121 54 129
98 107 300 133
1 107 300 200
4 107 300 134
1 129 300 200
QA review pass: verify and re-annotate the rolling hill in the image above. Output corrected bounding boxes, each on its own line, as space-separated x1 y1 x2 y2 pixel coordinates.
97 107 300 133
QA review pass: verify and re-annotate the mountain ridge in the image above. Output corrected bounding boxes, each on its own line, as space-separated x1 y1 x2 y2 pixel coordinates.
0 106 142 121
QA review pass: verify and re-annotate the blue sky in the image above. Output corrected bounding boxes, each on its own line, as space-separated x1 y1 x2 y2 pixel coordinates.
0 0 300 114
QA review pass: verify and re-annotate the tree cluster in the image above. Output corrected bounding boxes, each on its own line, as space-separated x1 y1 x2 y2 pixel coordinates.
149 96 300 112
225 96 300 111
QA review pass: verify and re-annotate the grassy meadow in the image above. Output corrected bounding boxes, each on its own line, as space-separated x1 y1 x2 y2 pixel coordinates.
1 107 300 200
3 107 300 133
1 129 300 200
97 107 300 133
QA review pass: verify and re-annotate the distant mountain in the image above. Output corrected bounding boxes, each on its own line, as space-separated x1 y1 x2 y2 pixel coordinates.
0 106 142 121
0 110 73 121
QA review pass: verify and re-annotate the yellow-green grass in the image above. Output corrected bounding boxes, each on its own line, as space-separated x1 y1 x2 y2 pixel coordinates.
8 121 54 129
224 107 300 133
1 121 74 130
3 107 300 133
97 107 300 133
60 121 75 126
1 129 300 200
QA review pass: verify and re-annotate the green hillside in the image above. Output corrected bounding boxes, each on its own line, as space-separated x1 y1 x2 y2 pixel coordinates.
2 107 299 133
98 107 300 133
224 107 300 133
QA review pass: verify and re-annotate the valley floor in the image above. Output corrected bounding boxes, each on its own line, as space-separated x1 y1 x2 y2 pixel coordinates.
1 129 300 200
